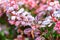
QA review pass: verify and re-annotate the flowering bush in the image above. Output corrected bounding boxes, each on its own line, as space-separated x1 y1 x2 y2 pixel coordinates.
0 0 60 40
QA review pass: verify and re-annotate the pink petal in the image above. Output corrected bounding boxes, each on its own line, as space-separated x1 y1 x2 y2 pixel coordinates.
9 20 15 25
15 21 20 26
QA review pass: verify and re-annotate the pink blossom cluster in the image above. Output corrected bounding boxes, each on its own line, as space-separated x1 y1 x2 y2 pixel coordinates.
23 0 39 9
8 8 35 27
0 0 60 36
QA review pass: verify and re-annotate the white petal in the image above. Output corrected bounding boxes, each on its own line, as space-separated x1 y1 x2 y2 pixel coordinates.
40 25 46 27
8 7 14 11
47 6 52 11
17 8 24 14
22 11 30 16
11 16 16 20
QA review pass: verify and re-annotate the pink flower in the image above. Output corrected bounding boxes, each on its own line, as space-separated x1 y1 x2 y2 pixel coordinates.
13 4 19 10
49 2 54 6
23 0 38 9
36 4 48 13
35 36 45 40
10 0 16 5
54 21 60 33
41 0 47 4
28 1 36 8
24 28 32 34
23 0 28 4
9 20 15 25
15 21 20 27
